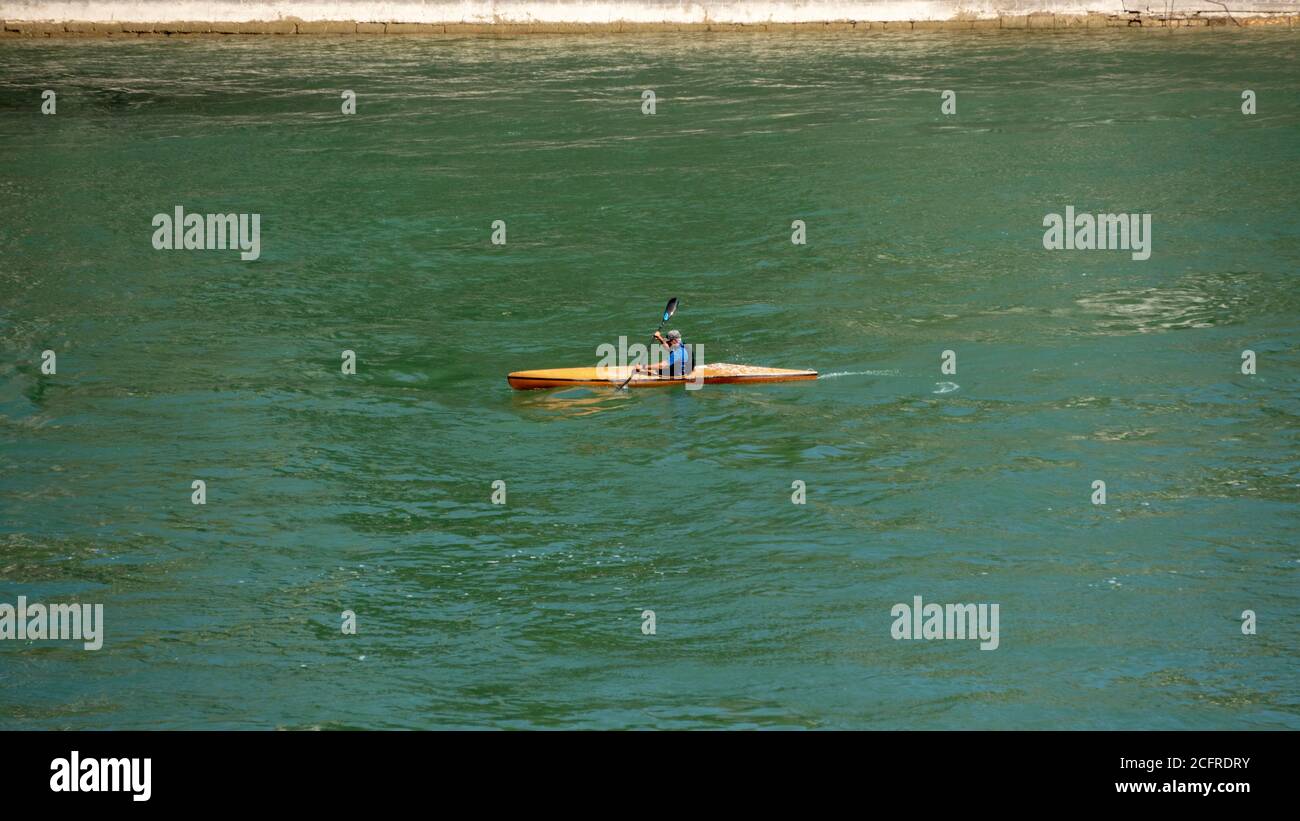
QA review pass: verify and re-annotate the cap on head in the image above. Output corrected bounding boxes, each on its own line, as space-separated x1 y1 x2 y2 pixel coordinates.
666 329 682 342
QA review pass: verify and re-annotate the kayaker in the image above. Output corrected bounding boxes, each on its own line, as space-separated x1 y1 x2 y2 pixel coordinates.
634 329 692 378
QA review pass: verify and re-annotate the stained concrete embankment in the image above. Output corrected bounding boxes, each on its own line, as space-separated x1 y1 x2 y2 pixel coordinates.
2 1 1298 35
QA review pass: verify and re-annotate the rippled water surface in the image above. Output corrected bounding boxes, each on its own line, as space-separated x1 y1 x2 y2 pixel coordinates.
1 32 1298 728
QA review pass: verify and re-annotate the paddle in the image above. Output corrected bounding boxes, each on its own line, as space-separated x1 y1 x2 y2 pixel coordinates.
617 297 678 389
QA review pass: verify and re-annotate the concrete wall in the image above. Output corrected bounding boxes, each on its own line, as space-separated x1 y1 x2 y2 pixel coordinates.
3 0 1299 26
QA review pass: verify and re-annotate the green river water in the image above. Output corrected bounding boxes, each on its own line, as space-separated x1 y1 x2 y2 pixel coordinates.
1 31 1297 728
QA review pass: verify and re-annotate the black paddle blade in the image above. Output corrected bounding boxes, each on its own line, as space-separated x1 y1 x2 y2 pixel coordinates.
663 297 678 323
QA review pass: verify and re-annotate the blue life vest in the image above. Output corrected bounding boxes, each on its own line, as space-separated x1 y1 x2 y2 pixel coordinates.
667 343 692 377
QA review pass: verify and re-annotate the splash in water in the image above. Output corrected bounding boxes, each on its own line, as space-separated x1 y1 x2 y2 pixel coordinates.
820 370 900 379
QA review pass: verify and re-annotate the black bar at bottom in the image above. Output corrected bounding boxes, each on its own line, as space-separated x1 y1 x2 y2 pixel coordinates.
1 730 1284 808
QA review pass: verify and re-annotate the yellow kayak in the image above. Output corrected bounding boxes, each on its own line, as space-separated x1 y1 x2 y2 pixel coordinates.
507 362 818 390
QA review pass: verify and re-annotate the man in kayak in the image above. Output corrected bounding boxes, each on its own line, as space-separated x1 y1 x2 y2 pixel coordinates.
633 329 692 378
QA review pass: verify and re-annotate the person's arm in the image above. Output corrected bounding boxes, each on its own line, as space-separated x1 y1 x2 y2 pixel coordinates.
634 333 673 374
